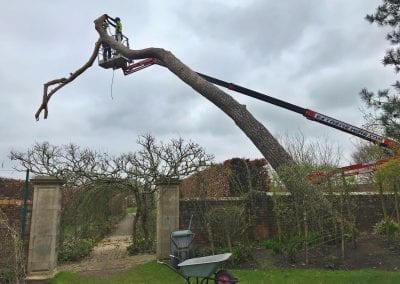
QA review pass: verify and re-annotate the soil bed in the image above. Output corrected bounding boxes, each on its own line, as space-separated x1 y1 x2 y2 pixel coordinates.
251 233 400 271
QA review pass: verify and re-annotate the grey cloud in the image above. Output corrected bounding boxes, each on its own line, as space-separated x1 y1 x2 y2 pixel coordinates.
0 0 394 179
174 0 322 63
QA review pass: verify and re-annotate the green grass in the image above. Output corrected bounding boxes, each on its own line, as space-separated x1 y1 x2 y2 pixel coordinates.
125 207 137 214
50 261 182 284
235 269 400 284
50 261 400 284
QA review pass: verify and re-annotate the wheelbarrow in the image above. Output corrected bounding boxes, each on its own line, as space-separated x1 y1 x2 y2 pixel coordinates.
159 252 238 284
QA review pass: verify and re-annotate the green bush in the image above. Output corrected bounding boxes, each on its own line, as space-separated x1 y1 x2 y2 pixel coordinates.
261 238 281 253
280 235 304 262
230 243 252 264
214 244 253 265
374 218 400 239
127 238 155 255
205 205 248 249
260 235 304 262
0 268 11 283
58 238 95 261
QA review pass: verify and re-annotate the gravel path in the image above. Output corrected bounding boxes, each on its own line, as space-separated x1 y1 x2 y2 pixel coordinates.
57 213 155 276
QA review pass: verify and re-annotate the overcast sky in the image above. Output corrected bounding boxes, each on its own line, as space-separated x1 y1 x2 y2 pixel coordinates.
0 0 396 179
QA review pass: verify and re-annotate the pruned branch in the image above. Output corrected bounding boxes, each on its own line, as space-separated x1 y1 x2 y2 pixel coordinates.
36 14 295 171
35 39 102 120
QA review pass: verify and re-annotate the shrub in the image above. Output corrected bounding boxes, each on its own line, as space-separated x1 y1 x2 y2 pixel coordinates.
279 235 304 263
260 235 304 262
214 244 253 265
58 238 95 261
374 218 400 239
127 238 155 255
0 268 11 283
262 233 324 261
261 238 281 254
205 205 248 249
230 243 252 264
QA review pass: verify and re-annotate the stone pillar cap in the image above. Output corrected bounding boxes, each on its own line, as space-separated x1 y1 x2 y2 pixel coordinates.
30 175 65 185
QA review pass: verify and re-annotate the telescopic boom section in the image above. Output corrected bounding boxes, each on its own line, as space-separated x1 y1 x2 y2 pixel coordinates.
121 59 399 150
304 110 397 149
197 72 397 149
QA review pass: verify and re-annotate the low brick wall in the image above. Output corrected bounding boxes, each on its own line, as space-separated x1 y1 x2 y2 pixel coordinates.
352 193 394 229
179 192 395 247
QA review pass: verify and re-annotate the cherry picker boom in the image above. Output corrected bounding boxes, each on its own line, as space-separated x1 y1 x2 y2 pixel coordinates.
120 58 398 152
94 13 400 183
119 58 400 181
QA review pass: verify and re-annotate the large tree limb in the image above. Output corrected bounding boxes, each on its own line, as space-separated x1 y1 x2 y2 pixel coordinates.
36 14 294 171
35 40 102 120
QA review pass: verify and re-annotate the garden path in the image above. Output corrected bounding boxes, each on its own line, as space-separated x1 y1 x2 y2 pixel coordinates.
57 213 155 276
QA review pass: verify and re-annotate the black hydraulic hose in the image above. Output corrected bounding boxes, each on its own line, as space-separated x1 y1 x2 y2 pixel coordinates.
195 72 397 149
133 60 397 149
197 72 307 115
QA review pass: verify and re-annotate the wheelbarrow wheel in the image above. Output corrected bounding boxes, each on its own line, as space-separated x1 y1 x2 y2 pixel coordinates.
214 270 236 284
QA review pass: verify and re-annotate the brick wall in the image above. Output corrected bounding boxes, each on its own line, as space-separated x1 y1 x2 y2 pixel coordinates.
179 192 395 248
0 177 33 262
352 193 394 229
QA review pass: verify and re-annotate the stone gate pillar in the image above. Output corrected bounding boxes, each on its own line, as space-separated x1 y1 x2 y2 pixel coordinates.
26 176 64 281
156 179 180 260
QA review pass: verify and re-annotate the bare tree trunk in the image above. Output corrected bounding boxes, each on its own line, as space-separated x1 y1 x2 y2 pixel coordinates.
36 14 294 173
140 193 149 241
225 224 233 252
394 185 400 223
341 173 356 249
303 205 309 265
293 193 302 236
132 213 140 245
340 184 345 260
272 189 283 242
378 183 388 219
327 178 339 247
205 220 215 254
131 190 141 244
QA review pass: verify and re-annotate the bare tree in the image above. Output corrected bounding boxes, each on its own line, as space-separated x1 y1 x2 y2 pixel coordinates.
35 14 293 171
279 131 342 168
10 142 108 186
351 141 391 164
114 134 215 243
117 134 214 185
10 135 214 245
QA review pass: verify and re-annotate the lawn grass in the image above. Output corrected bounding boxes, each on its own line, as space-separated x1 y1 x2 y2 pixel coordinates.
50 261 400 284
50 261 182 284
235 268 400 284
